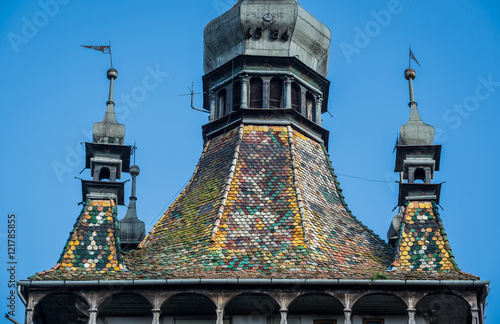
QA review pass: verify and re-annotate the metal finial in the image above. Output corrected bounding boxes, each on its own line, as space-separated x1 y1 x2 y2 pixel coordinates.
107 68 118 80
405 68 417 107
93 68 125 144
107 68 118 104
129 165 140 198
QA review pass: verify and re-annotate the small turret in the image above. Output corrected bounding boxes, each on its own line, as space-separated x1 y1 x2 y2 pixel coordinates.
81 68 132 205
119 164 146 251
394 68 442 206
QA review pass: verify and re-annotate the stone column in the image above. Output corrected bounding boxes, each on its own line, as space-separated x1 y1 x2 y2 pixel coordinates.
240 74 249 109
263 79 271 108
407 307 416 324
89 308 98 324
284 76 293 109
315 95 323 125
216 306 224 324
343 309 352 324
280 308 288 324
152 308 161 324
300 89 306 115
471 307 480 324
210 91 216 120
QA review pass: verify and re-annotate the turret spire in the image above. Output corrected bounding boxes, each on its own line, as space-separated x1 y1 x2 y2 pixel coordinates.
93 68 125 145
398 69 435 146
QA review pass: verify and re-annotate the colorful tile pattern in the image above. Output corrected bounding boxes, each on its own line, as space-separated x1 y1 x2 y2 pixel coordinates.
209 125 307 273
31 125 477 281
391 201 459 273
47 199 122 275
292 130 394 277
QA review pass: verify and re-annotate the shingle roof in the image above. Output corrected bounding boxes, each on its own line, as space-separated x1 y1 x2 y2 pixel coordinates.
31 125 477 281
34 199 123 278
391 201 461 273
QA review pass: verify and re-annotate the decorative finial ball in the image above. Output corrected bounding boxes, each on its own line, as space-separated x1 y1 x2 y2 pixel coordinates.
405 68 416 80
130 165 140 176
107 68 118 80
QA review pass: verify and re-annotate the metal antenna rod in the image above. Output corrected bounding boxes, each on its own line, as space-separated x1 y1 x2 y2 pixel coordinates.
189 82 209 113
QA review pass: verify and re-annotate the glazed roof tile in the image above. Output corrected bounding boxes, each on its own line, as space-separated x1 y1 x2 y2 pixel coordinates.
391 201 472 277
33 199 123 278
31 125 477 281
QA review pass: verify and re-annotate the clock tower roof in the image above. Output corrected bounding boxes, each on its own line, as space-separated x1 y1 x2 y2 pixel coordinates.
203 0 331 77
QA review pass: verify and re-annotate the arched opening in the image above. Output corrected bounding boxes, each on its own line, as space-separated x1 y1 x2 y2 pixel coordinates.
34 293 89 324
291 82 300 111
288 294 344 316
98 292 153 318
218 89 227 118
161 293 216 317
306 92 316 121
99 167 111 181
416 293 471 324
414 168 426 183
233 81 242 111
250 77 263 108
352 294 407 320
269 77 284 108
225 293 280 324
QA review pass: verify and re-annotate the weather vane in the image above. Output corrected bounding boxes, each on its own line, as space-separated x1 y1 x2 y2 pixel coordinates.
409 46 421 69
81 41 113 68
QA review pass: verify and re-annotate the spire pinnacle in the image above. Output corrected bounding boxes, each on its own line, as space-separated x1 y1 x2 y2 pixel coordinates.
92 68 125 145
405 68 417 107
399 68 435 146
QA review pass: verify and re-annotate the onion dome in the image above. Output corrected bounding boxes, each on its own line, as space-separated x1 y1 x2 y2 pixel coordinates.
203 0 332 77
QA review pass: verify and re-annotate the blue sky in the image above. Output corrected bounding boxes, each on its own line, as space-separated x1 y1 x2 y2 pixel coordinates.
1 0 499 322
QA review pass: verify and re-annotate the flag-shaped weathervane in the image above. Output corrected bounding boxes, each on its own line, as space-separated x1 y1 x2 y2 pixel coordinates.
409 46 421 68
81 41 113 67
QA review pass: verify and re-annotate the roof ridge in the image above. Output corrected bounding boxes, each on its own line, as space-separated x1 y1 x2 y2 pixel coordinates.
287 125 310 243
139 138 213 248
319 143 392 249
56 199 90 265
432 201 461 272
210 124 245 242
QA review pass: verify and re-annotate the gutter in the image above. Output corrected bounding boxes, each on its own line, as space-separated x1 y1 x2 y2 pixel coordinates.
17 278 490 288
17 285 27 306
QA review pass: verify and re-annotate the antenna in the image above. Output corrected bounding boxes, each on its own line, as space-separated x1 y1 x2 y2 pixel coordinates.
179 82 209 113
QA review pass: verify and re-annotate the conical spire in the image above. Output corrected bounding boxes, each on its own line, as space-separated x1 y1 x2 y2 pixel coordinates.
93 68 125 145
398 68 435 146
